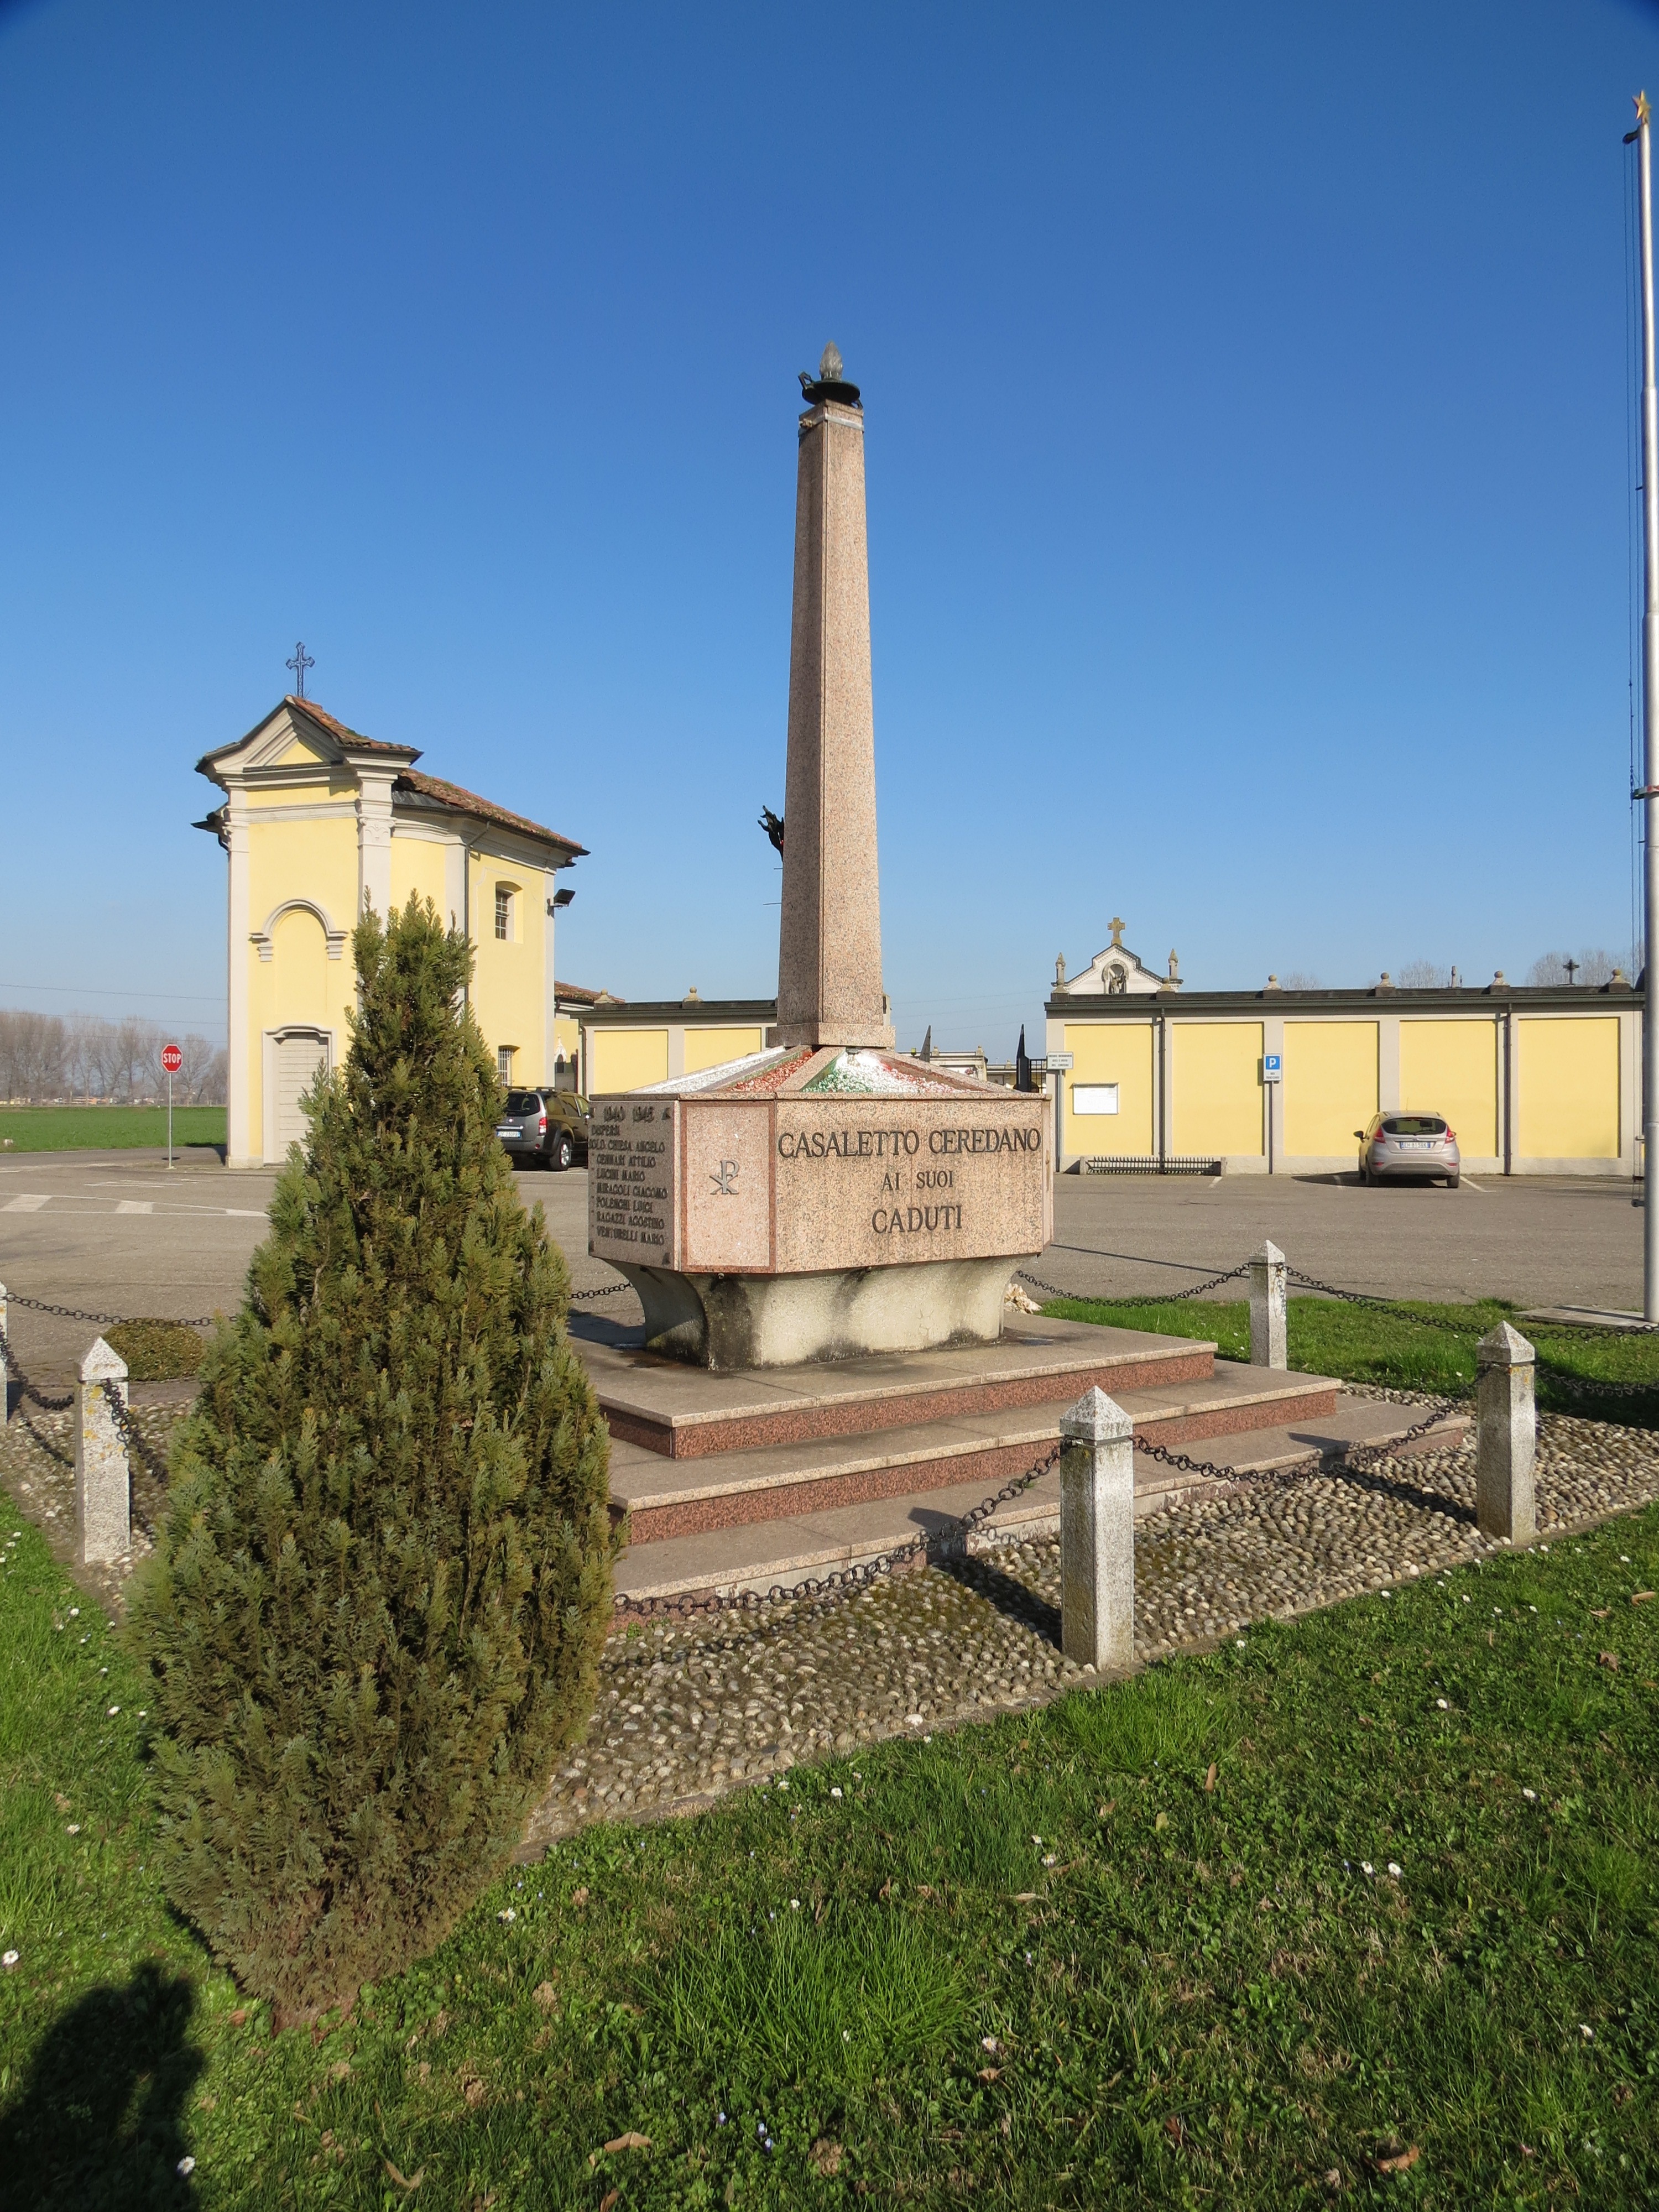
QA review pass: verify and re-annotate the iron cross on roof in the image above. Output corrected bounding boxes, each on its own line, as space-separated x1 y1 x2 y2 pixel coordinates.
286 640 315 699
1108 916 1126 947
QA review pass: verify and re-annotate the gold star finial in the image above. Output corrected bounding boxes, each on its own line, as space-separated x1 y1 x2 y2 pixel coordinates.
1637 91 1651 129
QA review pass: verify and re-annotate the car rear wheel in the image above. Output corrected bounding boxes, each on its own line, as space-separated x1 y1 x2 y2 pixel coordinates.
554 1132 574 1171
1445 1172 1459 1189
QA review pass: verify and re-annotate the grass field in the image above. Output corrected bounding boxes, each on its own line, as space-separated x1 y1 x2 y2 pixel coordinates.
2 1496 1657 2205
0 1105 226 1154
1042 1292 1659 1430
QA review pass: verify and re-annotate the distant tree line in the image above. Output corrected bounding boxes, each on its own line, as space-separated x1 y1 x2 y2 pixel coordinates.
1277 950 1637 991
0 1009 227 1105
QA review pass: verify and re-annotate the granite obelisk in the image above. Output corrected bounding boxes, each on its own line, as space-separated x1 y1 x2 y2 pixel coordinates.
587 348 1049 1368
777 344 894 1050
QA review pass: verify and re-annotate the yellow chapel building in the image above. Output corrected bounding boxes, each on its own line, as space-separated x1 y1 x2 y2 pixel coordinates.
196 695 586 1170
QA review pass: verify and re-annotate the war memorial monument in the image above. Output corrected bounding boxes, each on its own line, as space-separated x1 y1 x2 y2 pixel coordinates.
590 346 1051 1370
580 353 1458 1607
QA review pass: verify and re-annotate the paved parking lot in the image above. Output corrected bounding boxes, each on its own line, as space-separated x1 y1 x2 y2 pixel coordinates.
0 1147 1642 1385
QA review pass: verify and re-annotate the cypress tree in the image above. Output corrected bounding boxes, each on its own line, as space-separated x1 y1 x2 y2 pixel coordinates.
128 897 613 2027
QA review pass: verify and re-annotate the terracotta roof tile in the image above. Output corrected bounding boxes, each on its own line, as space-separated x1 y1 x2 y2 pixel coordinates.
554 980 620 1004
394 768 587 855
196 693 421 773
285 697 416 757
196 698 587 860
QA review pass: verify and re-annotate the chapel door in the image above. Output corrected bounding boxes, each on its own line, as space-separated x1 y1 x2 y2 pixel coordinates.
273 1032 328 1156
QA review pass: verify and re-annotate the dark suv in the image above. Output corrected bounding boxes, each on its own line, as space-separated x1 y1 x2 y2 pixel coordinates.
496 1088 590 1171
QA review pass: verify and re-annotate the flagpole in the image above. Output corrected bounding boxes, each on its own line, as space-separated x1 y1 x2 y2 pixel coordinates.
1634 92 1659 1318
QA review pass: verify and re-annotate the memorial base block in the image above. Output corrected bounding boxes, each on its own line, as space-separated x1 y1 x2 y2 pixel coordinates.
617 1254 1021 1369
589 1044 1052 1370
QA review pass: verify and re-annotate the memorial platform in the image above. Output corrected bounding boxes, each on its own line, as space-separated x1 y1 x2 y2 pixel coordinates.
569 1312 1469 1605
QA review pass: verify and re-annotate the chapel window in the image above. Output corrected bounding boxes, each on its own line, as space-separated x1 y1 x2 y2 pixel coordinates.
498 1045 515 1081
494 885 513 940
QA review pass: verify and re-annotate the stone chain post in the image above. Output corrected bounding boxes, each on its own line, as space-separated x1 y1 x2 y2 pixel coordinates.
1475 1321 1536 1544
1248 1240 1287 1369
1058 1385 1135 1671
76 1336 131 1568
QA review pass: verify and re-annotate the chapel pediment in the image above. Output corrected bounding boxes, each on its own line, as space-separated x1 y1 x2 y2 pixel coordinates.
196 695 421 782
1053 917 1180 996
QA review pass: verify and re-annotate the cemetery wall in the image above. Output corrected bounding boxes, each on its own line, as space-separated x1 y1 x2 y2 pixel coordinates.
582 1001 775 1096
1045 984 1641 1177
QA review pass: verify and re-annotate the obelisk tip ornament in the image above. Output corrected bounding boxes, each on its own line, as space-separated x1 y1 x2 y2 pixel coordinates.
777 348 894 1048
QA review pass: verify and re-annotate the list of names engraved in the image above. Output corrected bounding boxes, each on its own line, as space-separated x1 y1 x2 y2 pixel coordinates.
589 1101 676 1264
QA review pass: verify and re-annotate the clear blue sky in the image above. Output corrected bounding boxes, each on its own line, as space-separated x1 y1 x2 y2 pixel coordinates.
4 0 1659 1053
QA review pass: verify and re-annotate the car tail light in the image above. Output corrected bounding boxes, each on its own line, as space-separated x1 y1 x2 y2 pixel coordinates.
1443 1127 1455 1144
538 1112 547 1133
1373 1133 1389 1147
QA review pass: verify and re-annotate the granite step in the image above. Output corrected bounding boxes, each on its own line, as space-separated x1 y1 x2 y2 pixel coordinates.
577 1313 1217 1462
611 1361 1342 1546
611 1393 1470 1609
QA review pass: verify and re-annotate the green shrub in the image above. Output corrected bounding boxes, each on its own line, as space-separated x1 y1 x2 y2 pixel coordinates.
127 898 614 2028
103 1319 206 1381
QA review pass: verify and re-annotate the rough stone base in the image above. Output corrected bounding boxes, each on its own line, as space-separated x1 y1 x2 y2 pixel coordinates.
615 1256 1023 1370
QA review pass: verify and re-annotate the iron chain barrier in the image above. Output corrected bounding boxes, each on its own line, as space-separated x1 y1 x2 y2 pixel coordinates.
1016 1254 1659 1403
1132 1392 1468 1494
620 1384 1475 1630
1280 1265 1659 1400
4 1289 219 1329
4 1238 1651 1628
98 1380 170 1536
0 1328 74 1413
614 1446 1064 1625
1016 1261 1252 1307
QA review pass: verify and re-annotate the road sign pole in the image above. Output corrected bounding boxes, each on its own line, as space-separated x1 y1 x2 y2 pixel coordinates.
160 1043 183 1168
1634 93 1659 1316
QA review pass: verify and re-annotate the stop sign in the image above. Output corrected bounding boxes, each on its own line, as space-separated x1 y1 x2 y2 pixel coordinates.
161 1044 183 1074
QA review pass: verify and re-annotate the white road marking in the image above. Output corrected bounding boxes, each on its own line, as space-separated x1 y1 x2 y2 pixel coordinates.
0 1197 265 1220
1209 1176 1223 1188
1460 1177 1486 1193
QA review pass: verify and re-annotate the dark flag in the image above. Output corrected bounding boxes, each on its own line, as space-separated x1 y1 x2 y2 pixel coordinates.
1015 1025 1032 1092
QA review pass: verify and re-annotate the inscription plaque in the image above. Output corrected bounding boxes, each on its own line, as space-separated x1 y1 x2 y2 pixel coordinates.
588 1089 1050 1276
771 1098 1047 1271
589 1100 676 1265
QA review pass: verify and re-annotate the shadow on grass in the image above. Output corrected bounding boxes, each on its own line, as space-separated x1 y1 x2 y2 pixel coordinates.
0 1959 201 2208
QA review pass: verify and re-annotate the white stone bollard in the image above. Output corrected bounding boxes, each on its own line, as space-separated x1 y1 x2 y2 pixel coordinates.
1058 1386 1135 1671
1248 1240 1287 1369
1475 1322 1536 1545
0 1278 8 1416
76 1337 131 1567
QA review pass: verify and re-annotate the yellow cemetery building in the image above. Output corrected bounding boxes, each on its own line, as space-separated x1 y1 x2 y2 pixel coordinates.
196 696 585 1168
1045 925 1643 1178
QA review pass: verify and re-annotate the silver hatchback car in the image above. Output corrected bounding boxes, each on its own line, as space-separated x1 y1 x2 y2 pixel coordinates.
1355 1112 1460 1188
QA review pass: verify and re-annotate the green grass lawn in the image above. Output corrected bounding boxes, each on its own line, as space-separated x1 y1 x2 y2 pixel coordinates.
0 1105 226 1154
1042 1292 1659 1429
3 1501 1658 2204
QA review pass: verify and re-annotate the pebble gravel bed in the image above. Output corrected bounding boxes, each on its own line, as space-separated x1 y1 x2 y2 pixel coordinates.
0 1400 171 1614
519 1402 1659 1849
7 1394 1659 1852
